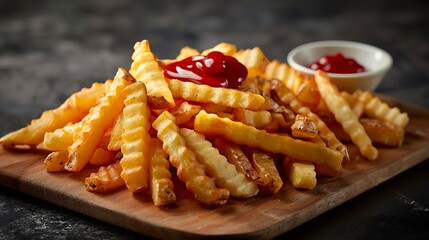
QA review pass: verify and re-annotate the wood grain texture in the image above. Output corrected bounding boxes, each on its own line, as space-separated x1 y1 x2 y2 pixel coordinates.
1 96 429 240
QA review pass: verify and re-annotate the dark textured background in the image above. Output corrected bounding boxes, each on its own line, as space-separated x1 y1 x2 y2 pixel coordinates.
0 0 428 239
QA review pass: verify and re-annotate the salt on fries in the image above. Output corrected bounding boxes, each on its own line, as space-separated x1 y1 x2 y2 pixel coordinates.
0 40 409 207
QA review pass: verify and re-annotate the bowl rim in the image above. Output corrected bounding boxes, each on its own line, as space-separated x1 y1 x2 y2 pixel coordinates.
287 40 393 78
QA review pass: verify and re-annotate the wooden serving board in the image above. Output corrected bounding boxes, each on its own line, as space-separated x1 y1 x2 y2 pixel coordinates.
1 96 429 240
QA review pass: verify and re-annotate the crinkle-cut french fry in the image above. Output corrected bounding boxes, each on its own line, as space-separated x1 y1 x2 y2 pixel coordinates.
180 128 258 198
169 101 202 125
85 161 124 193
176 46 200 60
152 111 229 205
212 138 262 184
270 79 350 161
233 47 269 78
367 95 408 128
44 151 68 172
264 60 292 86
89 148 116 166
0 81 109 147
201 42 237 56
194 110 343 171
232 109 272 128
244 147 283 194
291 114 318 139
43 122 82 151
341 91 364 118
130 40 175 109
66 68 134 172
168 79 266 111
315 71 378 161
150 138 176 206
283 157 316 190
360 118 405 147
107 113 124 151
354 90 409 128
120 81 152 193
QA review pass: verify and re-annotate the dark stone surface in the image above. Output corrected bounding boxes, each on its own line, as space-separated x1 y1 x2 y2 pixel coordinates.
0 0 428 239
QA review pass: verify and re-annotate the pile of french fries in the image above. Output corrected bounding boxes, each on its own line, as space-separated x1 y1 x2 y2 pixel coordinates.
0 40 409 206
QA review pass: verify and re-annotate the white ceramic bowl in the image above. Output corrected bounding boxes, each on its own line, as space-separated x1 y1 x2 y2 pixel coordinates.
287 40 392 92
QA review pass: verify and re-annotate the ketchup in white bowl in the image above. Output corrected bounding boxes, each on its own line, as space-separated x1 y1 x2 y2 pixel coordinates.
287 41 392 92
309 53 366 74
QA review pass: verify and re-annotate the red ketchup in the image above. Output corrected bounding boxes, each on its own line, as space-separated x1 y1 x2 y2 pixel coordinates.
163 51 247 89
310 53 366 74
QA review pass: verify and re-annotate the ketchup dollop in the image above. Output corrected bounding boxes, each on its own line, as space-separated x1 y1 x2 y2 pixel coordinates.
163 51 247 89
310 53 366 74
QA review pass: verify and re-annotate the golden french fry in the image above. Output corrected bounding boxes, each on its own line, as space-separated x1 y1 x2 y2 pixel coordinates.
291 114 318 139
201 42 237 56
107 113 124 151
232 108 272 128
233 47 269 78
150 138 176 206
43 122 82 151
176 46 200 60
180 128 258 198
44 151 68 172
194 110 343 171
0 81 109 147
89 148 117 166
315 71 378 160
120 81 152 193
169 101 202 125
244 147 283 194
360 118 405 147
65 68 134 172
85 161 124 193
270 79 350 161
283 157 316 190
212 138 262 184
153 111 229 205
168 79 266 110
130 40 175 109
